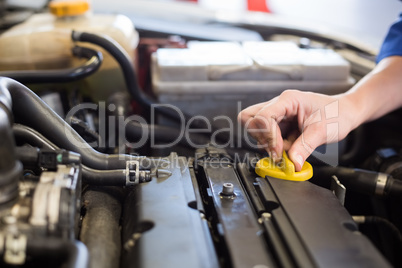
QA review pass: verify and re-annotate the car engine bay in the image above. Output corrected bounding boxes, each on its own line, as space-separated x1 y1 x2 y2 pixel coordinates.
0 1 401 268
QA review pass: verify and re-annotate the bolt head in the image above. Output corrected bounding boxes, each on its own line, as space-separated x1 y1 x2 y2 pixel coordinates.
221 183 234 196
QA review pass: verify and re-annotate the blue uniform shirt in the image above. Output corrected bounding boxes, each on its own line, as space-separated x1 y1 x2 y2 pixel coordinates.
377 13 402 63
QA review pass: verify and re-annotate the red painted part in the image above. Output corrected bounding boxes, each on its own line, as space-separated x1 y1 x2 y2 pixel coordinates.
247 0 271 13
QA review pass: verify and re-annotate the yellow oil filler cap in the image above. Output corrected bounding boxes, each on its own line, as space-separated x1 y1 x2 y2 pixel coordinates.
255 151 313 181
49 1 90 17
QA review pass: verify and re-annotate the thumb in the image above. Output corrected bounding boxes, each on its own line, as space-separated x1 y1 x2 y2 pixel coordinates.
287 125 325 172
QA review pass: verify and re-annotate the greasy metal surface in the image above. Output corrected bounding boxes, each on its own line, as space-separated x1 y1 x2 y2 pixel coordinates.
254 176 318 267
237 163 315 267
201 161 275 268
238 162 391 268
264 172 390 268
121 153 218 268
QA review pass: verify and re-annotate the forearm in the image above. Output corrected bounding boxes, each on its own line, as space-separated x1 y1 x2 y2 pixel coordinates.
238 56 402 171
341 56 402 128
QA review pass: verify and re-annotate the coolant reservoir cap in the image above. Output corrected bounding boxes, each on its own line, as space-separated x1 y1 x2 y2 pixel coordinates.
255 151 313 181
49 0 90 17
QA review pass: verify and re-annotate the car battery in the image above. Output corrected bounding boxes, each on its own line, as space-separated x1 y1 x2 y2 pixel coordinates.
151 41 354 128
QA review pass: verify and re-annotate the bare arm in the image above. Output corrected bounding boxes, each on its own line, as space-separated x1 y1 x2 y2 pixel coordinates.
238 56 402 171
344 56 402 124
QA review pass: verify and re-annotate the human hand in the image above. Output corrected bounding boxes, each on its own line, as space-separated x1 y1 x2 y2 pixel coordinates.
238 90 356 171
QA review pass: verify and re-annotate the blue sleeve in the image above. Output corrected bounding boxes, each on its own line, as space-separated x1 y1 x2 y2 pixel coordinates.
377 13 402 63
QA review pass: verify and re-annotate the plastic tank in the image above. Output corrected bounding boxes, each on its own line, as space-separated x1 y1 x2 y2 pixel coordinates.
0 0 139 101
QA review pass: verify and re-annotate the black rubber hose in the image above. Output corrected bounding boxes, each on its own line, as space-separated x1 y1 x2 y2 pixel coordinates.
0 88 21 206
0 109 18 173
366 216 402 243
13 124 59 150
107 91 212 149
383 177 402 197
80 187 123 268
339 126 365 165
0 46 103 84
0 90 14 171
127 120 257 158
0 108 21 206
26 238 89 268
1 77 160 170
71 31 260 152
82 165 126 186
71 31 219 126
13 129 130 186
314 166 380 196
14 102 216 153
71 31 159 114
13 125 61 151
70 31 206 123
354 216 402 243
314 166 402 198
15 146 39 165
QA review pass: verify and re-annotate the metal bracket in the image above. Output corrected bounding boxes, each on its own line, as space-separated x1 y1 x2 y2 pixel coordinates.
331 176 346 206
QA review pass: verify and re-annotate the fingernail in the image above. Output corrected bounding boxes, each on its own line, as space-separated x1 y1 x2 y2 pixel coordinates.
295 154 304 168
271 151 278 161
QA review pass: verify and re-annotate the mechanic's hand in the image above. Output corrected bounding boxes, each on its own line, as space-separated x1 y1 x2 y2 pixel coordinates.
238 90 355 171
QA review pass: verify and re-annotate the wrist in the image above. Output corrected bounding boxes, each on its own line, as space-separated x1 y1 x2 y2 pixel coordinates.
338 92 365 134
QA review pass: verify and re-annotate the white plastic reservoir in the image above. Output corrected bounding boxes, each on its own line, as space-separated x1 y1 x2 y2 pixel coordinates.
0 0 139 101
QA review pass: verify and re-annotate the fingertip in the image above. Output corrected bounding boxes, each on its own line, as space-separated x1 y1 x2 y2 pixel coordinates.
271 150 279 162
289 152 304 172
288 128 323 172
270 126 284 162
267 147 282 163
237 111 244 124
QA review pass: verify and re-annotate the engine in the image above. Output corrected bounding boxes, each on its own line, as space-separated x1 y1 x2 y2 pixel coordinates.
0 1 400 268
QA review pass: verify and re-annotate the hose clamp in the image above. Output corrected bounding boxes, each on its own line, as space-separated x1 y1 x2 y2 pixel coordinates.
126 160 140 186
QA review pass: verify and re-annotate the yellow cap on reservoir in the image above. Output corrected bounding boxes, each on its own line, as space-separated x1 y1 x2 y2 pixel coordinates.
255 151 313 181
49 1 90 17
